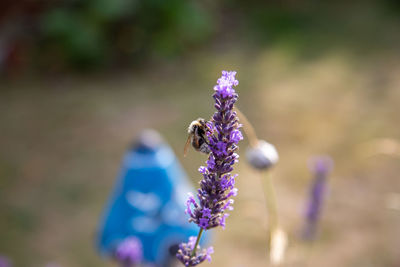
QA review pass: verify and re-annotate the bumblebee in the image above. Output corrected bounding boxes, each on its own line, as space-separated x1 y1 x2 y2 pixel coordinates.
184 118 211 157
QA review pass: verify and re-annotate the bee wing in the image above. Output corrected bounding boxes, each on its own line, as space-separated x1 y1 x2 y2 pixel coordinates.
184 134 192 157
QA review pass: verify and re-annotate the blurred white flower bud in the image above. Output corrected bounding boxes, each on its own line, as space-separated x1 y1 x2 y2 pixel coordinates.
246 140 279 170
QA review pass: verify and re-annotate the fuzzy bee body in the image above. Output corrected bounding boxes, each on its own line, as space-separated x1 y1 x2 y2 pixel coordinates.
184 118 211 156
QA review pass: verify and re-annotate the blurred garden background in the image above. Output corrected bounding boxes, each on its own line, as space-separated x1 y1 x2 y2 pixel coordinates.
1 0 400 266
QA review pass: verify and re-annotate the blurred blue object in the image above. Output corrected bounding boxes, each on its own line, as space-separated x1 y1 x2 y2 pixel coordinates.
97 129 209 266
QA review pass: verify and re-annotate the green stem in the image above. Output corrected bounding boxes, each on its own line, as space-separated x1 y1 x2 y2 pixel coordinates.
191 228 204 257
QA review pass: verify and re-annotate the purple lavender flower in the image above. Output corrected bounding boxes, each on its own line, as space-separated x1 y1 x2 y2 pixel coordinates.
302 156 333 240
177 71 242 266
186 70 241 230
114 237 143 267
176 237 214 267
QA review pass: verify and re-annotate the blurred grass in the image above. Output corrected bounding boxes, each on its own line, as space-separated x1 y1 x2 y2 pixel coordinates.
1 2 400 266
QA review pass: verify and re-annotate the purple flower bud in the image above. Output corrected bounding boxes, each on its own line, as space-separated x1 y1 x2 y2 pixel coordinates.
213 71 238 98
198 166 207 174
201 208 212 218
199 218 209 229
302 156 333 240
205 247 214 262
219 213 229 229
230 130 243 144
176 237 214 267
114 237 143 267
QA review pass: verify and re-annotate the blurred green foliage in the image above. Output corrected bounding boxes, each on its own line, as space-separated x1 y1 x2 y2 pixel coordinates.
39 0 213 69
1 0 399 71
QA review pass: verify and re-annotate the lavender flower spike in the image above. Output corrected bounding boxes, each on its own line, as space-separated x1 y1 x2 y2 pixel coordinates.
114 237 143 267
177 71 242 266
302 156 333 240
188 70 242 230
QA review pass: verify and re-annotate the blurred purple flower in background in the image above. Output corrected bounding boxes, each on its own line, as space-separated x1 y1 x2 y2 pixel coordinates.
0 256 11 267
177 71 242 266
302 156 333 240
115 237 143 267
